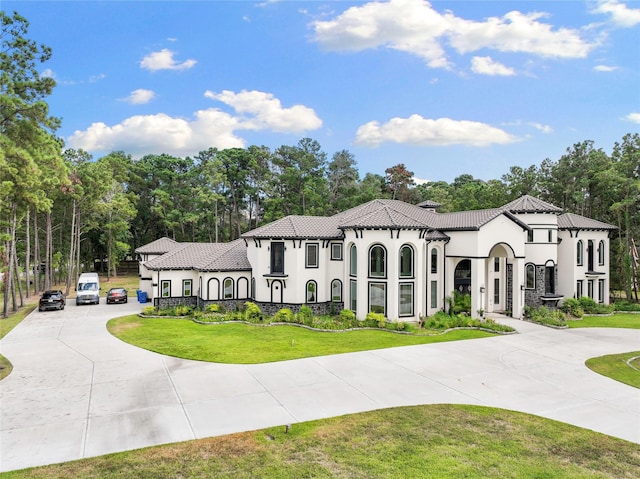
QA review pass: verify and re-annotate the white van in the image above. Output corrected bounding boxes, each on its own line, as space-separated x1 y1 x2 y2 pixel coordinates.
76 272 100 305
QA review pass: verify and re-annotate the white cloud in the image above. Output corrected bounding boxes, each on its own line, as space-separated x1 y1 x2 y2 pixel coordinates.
89 73 106 83
120 89 156 105
594 64 618 72
413 176 431 185
204 89 322 132
528 122 553 134
592 0 640 27
311 0 596 69
471 56 515 76
355 115 518 147
41 68 56 79
67 90 321 157
140 49 197 71
624 112 640 124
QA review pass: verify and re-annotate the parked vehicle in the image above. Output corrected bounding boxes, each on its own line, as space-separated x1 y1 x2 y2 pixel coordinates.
76 272 100 305
39 290 66 311
106 288 128 304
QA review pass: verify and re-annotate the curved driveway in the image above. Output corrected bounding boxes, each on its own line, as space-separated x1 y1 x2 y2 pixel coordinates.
1 300 639 472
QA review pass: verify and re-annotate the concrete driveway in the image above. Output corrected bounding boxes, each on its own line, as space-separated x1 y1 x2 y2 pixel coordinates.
1 300 639 473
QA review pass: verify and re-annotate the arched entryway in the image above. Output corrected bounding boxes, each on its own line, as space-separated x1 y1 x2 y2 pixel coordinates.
454 259 471 295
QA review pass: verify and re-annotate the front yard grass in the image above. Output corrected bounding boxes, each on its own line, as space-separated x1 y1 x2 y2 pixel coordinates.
567 313 640 329
107 315 495 364
4 404 639 479
586 351 640 389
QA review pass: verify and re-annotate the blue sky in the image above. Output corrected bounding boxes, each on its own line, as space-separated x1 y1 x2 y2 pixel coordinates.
8 0 640 183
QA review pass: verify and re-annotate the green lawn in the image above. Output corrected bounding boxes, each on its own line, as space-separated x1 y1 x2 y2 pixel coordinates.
108 315 494 364
3 404 638 479
586 351 640 389
568 313 640 329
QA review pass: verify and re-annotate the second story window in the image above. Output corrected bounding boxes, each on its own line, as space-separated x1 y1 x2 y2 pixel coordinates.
306 243 319 268
399 245 413 278
271 242 285 274
369 245 386 278
577 240 583 266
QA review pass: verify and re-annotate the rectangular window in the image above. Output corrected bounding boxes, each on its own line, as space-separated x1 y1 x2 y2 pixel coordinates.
271 242 284 274
598 279 605 304
587 280 594 299
430 280 438 308
527 229 534 243
182 279 192 297
399 283 413 316
576 280 583 299
545 266 555 295
350 245 357 276
494 278 500 304
369 282 386 315
161 280 170 298
494 257 500 272
350 280 357 312
430 249 437 274
331 243 343 261
548 229 553 243
306 243 319 268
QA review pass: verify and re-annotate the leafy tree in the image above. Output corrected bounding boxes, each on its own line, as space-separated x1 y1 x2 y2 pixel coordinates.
327 149 360 213
385 163 416 201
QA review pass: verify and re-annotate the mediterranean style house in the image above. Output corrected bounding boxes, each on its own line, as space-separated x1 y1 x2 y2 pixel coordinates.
135 195 616 321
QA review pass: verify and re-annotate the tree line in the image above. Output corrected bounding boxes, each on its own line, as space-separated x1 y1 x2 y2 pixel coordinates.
2 11 639 317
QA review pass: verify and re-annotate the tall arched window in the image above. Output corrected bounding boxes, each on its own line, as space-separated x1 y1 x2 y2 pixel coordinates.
369 245 386 278
598 240 605 266
331 279 342 302
431 248 438 274
526 264 535 289
306 280 317 303
223 278 234 299
349 244 357 276
576 240 583 266
399 245 414 277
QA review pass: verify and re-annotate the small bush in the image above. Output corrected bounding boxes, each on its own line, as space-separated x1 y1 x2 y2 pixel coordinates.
298 305 313 323
244 302 262 321
525 306 566 327
274 308 294 323
365 312 386 328
447 291 471 315
142 306 156 315
340 309 356 322
561 298 584 318
206 304 220 313
174 305 192 316
578 296 614 314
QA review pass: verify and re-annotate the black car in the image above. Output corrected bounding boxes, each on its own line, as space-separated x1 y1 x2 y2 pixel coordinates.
106 288 128 304
39 290 66 311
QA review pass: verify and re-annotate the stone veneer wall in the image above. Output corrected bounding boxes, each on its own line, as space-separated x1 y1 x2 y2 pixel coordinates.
155 296 198 309
524 265 558 309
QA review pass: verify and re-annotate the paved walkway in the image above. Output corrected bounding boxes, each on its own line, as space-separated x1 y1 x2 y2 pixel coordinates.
1 303 639 472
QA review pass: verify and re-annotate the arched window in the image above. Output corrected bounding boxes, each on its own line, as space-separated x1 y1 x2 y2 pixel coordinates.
369 245 386 278
306 280 317 303
399 245 414 277
223 278 234 299
576 240 583 266
525 264 535 289
331 279 342 302
349 244 357 276
598 240 605 266
431 248 438 274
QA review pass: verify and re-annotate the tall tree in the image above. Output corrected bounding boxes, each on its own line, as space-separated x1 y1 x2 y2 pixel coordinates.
327 149 360 213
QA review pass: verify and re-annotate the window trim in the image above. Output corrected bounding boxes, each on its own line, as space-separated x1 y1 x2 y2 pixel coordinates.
182 279 192 297
349 244 357 277
161 280 171 298
331 279 342 302
577 240 583 266
525 263 536 289
368 244 387 278
305 243 319 268
306 280 317 303
368 281 386 315
598 240 605 266
330 243 343 261
430 248 438 274
576 280 583 299
399 244 414 278
349 279 357 312
527 229 534 243
223 277 234 299
399 282 414 317
430 280 438 308
271 241 285 274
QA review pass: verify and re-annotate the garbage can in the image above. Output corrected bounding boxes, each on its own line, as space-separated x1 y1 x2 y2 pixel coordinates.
136 289 142 302
139 291 147 303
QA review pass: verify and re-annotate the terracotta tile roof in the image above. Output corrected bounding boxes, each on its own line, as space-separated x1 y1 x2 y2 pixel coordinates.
558 213 616 230
242 216 344 239
145 240 251 271
134 237 179 254
501 195 563 214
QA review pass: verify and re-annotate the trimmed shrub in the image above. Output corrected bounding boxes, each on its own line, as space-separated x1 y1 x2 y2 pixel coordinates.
365 312 386 328
244 302 262 321
174 305 192 316
524 306 566 327
298 305 313 323
561 298 584 318
274 308 294 323
340 309 356 322
142 305 156 316
614 300 640 312
206 304 220 313
579 296 614 314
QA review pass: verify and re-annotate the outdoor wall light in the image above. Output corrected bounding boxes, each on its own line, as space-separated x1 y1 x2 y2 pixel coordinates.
479 286 485 293
520 284 525 291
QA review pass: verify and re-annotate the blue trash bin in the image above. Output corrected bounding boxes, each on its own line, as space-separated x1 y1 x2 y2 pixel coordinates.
139 291 147 303
136 289 142 302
